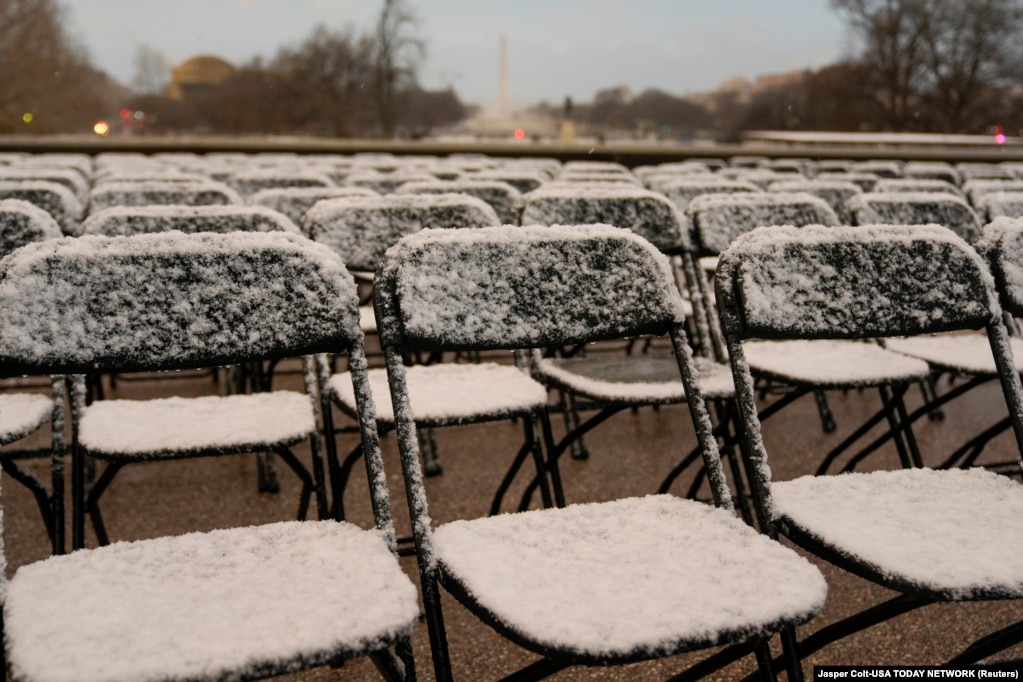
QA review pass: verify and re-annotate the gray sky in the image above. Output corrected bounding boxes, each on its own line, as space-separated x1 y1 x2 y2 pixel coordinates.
62 0 852 110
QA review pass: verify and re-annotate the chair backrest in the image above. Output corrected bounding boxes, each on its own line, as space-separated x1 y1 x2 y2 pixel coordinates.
0 231 360 375
0 199 62 259
396 180 522 225
374 224 687 353
687 192 839 255
228 169 335 197
874 178 964 198
518 186 691 254
304 193 500 272
845 192 981 242
963 179 1023 207
976 191 1023 222
0 168 89 203
715 224 998 342
0 180 83 235
78 205 300 237
658 177 761 211
766 179 862 224
248 186 378 224
88 180 243 212
977 217 1023 318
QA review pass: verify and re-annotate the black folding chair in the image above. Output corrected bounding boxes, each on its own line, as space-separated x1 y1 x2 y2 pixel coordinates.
376 224 827 681
717 223 1023 666
0 230 419 681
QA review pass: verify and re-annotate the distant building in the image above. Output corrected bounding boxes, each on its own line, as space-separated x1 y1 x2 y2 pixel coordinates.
168 55 236 100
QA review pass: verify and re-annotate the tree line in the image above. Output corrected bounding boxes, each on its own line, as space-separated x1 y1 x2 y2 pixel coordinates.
2 0 1022 138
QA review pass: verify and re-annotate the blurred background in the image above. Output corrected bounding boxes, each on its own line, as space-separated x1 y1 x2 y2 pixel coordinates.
2 0 1023 145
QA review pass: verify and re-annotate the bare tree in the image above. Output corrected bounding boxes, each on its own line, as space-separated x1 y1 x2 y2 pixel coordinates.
375 0 425 137
132 44 170 96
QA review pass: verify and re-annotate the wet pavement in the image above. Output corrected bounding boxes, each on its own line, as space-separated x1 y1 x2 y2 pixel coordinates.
2 348 1021 681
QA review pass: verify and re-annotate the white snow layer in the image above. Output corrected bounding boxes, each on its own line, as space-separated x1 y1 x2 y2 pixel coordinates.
743 339 930 387
0 393 53 445
0 199 62 258
532 354 735 401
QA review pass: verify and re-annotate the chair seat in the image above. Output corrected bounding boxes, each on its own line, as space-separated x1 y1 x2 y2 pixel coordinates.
4 520 420 682
78 392 315 460
433 495 827 663
772 467 1023 600
0 393 52 447
744 339 931 388
330 362 548 426
885 333 1023 375
359 304 377 333
532 354 735 403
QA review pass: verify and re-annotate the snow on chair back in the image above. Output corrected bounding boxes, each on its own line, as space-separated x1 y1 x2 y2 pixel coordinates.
518 185 691 254
304 193 500 273
375 224 686 353
845 192 981 242
977 217 1023 318
249 186 378 224
0 180 83 235
396 179 522 225
78 205 300 237
715 224 997 342
88 180 243 212
0 199 62 258
0 231 359 375
687 191 839 255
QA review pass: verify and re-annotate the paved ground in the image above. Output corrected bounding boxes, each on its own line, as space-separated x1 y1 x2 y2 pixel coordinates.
2 349 1022 681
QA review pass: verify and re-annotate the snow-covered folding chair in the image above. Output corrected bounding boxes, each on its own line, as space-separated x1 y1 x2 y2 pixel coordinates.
78 204 301 237
378 224 827 681
305 193 551 517
396 179 522 224
0 232 348 550
977 191 1023 222
0 180 83 235
962 178 1023 208
517 186 741 500
228 168 336 198
87 180 243 213
658 176 762 213
717 223 1023 666
846 192 982 243
766 179 862 225
0 200 67 554
0 231 420 682
249 185 378 225
688 194 931 469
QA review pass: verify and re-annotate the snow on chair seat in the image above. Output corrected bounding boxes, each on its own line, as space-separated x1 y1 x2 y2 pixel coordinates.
0 393 53 447
78 204 300 237
432 495 826 662
375 224 826 678
330 362 548 426
884 333 1023 376
742 339 929 389
771 467 1023 598
4 520 420 682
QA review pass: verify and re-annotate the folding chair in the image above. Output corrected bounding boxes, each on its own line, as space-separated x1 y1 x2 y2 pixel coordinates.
305 193 550 517
977 191 1023 222
0 232 342 549
78 204 301 237
376 224 827 681
0 180 83 235
396 179 522 224
0 230 419 682
717 223 1023 666
0 200 66 553
846 192 981 243
249 185 378 224
88 179 243 212
766 179 862 224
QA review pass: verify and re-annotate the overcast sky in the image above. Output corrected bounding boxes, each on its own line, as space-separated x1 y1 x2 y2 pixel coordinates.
61 0 852 111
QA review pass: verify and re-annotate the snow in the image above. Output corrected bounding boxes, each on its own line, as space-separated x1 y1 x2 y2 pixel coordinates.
78 205 300 237
532 354 736 402
518 186 691 254
330 362 548 425
248 186 379 225
0 180 83 235
743 339 930 387
845 192 981 242
304 193 500 272
433 494 826 659
396 179 523 225
884 333 1023 374
5 520 419 682
716 224 997 340
771 468 1023 599
0 199 62 258
686 192 839 255
975 191 1023 221
0 393 53 446
88 180 243 212
377 224 685 351
0 231 359 373
78 392 315 458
